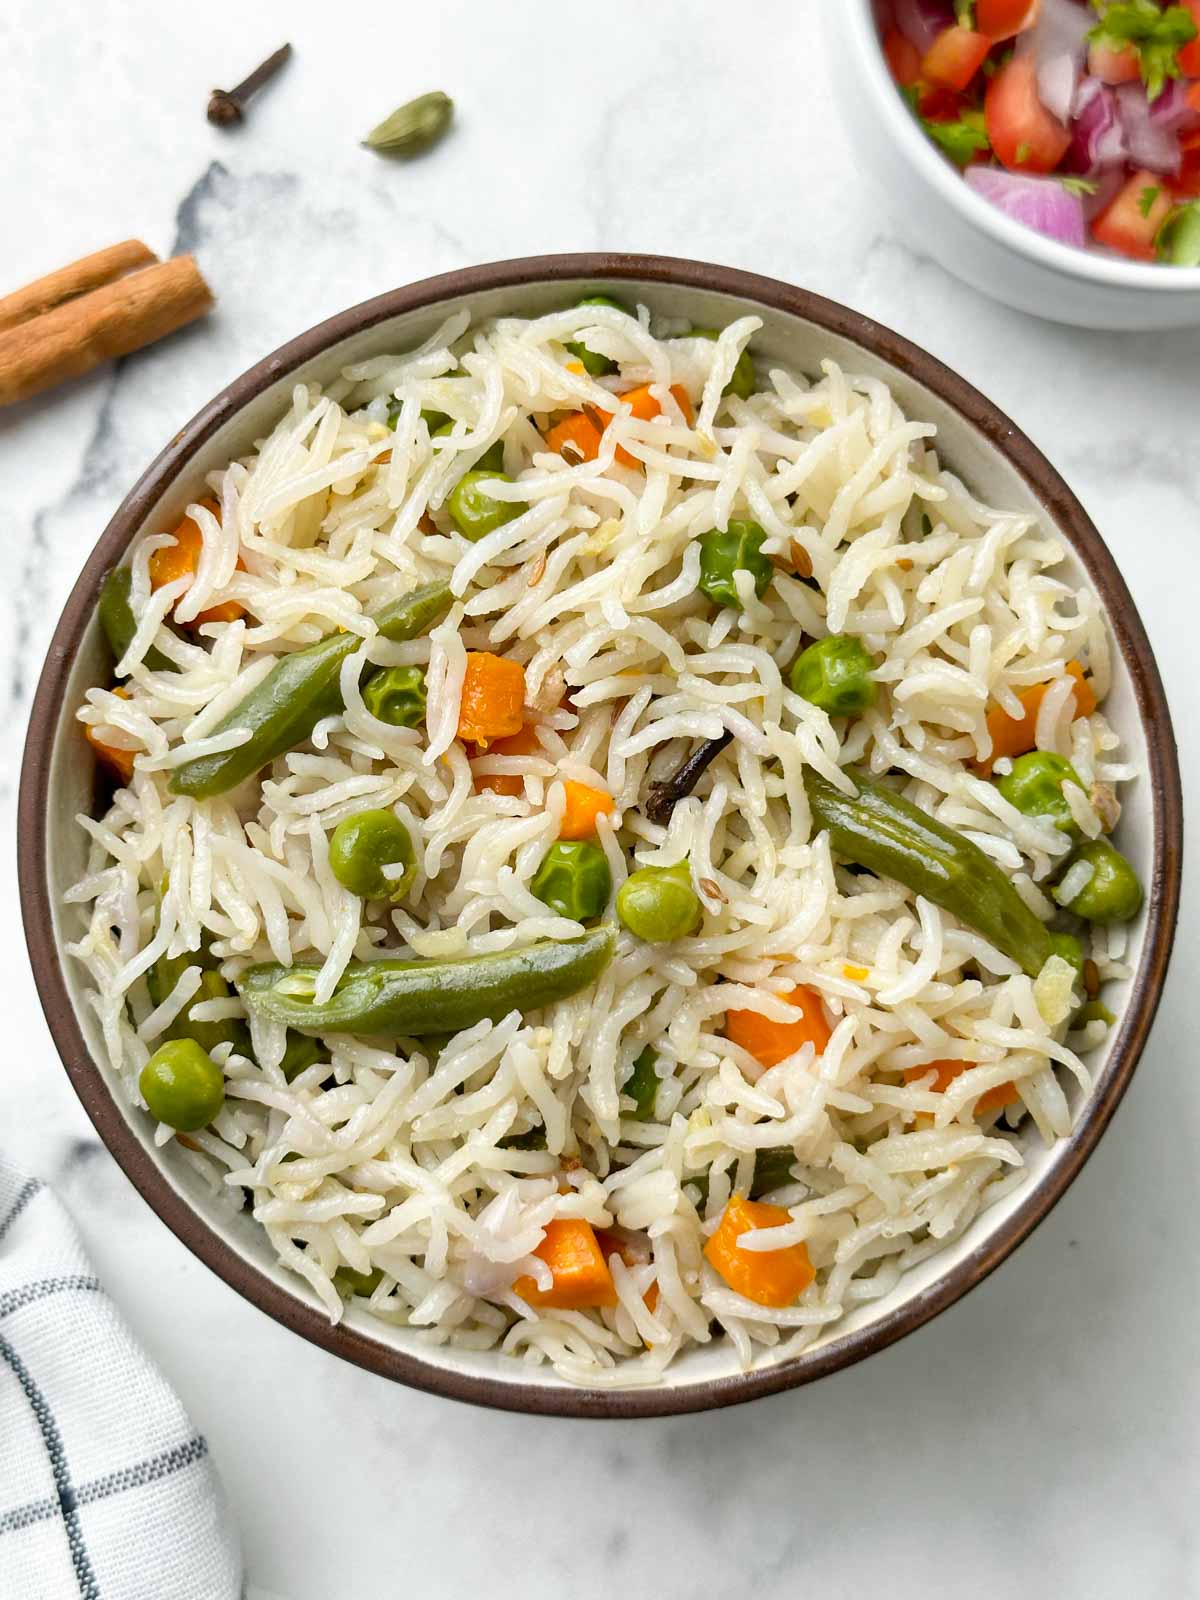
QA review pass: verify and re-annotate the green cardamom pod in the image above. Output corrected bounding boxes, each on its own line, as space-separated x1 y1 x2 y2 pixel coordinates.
362 91 454 156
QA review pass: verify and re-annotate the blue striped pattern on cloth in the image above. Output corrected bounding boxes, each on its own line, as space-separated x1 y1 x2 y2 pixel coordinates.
0 1157 242 1598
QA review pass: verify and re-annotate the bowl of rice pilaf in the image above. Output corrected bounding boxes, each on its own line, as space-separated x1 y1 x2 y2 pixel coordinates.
19 255 1181 1416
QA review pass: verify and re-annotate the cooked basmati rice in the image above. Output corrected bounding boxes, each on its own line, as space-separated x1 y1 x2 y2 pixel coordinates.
68 304 1132 1385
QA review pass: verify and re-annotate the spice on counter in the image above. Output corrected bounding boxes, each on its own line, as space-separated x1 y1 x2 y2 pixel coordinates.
0 250 213 409
207 43 293 126
362 91 454 156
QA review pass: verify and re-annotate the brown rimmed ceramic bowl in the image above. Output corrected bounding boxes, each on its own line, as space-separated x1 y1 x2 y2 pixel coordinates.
18 254 1182 1418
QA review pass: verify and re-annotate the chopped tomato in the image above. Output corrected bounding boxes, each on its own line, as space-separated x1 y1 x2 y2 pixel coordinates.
985 55 1072 173
1087 41 1141 84
883 27 922 87
1178 0 1200 76
919 84 969 122
1168 142 1200 200
977 0 1039 40
921 25 992 92
1092 171 1174 261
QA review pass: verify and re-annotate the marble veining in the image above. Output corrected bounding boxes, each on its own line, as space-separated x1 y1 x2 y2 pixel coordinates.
1 1 1195 1595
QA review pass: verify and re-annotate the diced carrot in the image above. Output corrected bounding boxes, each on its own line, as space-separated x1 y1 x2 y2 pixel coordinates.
84 686 135 783
974 661 1097 776
723 984 831 1069
148 500 245 627
704 1195 814 1307
457 652 526 745
471 722 542 796
558 779 615 840
545 412 604 463
514 1218 618 1309
904 1058 1018 1114
610 383 694 467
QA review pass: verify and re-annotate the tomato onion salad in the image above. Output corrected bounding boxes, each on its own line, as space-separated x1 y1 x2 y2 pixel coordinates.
879 0 1200 264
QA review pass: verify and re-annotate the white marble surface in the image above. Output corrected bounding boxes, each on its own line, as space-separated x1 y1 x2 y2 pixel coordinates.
1 1 1197 1595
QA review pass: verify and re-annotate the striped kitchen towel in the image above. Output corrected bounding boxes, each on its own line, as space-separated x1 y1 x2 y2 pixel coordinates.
0 1157 242 1599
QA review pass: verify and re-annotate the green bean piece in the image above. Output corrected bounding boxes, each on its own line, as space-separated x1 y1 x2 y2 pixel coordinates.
1048 931 1084 974
98 566 175 675
498 1123 548 1151
564 293 629 377
168 580 452 798
237 925 616 1039
623 1046 662 1120
333 1265 385 1298
447 470 527 541
790 635 877 717
280 1031 326 1082
147 953 248 1057
691 328 756 400
748 1147 798 1198
530 841 612 921
803 766 1054 978
139 1038 225 1132
997 751 1085 840
361 665 427 728
328 809 416 901
617 860 702 943
1053 839 1143 924
697 520 773 609
387 400 449 431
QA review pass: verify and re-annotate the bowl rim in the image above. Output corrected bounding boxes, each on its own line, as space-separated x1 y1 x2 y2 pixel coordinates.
18 251 1182 1419
841 0 1200 293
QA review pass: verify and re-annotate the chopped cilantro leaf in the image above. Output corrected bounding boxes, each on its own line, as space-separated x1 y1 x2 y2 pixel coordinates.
1088 1 1198 99
955 0 978 25
1061 176 1100 196
924 109 992 166
1137 182 1162 217
1015 141 1033 164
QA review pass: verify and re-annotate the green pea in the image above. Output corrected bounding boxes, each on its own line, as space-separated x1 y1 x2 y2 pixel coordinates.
431 420 505 473
997 751 1084 839
1048 931 1084 974
1053 839 1143 925
362 664 427 728
333 1265 385 1299
564 293 629 377
617 860 702 943
447 470 528 541
386 402 449 433
697 520 773 609
530 840 612 921
139 1038 225 1132
789 635 877 717
623 1046 663 1120
691 327 756 400
147 954 247 1057
329 809 416 901
280 1031 326 1082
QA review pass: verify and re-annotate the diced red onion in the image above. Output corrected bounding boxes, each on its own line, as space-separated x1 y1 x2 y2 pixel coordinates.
1149 77 1200 135
893 0 955 53
1065 79 1128 171
966 166 1087 245
1116 83 1182 174
1017 0 1094 121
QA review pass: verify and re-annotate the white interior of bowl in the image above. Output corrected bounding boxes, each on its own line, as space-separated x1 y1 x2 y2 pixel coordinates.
42 277 1155 1401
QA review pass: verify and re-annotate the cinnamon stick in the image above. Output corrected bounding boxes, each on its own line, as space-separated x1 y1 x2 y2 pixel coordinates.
0 240 158 335
0 255 214 409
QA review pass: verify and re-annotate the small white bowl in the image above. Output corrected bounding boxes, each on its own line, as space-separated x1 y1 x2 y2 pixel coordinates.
824 0 1200 329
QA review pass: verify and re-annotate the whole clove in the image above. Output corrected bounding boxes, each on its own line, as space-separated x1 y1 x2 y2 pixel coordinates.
208 44 293 127
643 731 733 826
